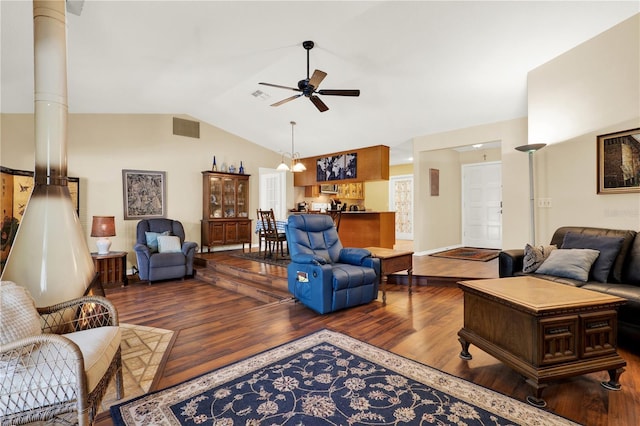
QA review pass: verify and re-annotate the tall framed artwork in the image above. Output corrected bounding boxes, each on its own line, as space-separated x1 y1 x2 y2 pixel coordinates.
122 169 166 220
1 166 80 272
597 128 640 194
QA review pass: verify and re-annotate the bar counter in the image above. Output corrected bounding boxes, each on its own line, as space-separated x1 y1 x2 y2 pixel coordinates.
338 211 395 249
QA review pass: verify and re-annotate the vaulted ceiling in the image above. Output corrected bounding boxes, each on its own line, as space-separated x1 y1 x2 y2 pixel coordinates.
2 1 638 164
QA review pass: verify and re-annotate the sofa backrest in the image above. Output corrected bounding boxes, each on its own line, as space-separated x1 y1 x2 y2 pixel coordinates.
550 226 637 284
286 214 343 263
624 232 640 285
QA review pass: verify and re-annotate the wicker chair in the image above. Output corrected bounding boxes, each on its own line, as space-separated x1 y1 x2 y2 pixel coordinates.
0 281 123 426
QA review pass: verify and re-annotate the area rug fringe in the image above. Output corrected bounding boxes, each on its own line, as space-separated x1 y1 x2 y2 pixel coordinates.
111 329 578 426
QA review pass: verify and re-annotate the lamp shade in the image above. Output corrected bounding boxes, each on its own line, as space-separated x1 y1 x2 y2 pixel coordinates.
91 216 116 237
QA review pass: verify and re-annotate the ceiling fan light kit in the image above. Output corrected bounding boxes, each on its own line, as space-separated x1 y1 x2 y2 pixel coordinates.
277 121 307 173
259 40 360 112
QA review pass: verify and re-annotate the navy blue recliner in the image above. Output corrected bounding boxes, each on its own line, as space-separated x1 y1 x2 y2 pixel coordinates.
134 218 198 282
285 214 380 314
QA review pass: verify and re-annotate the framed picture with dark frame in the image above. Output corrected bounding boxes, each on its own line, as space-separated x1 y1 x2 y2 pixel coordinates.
122 169 166 220
597 128 640 194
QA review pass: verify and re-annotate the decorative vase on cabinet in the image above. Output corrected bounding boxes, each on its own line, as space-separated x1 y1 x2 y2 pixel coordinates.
201 171 251 252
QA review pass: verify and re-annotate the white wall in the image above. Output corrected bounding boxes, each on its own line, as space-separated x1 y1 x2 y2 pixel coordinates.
1 113 281 269
412 14 640 253
412 118 529 252
528 14 640 244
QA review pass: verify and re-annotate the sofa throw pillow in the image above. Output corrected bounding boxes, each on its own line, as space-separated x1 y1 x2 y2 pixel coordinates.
157 235 182 253
145 231 170 253
0 281 42 346
522 244 557 273
561 232 625 282
535 248 600 282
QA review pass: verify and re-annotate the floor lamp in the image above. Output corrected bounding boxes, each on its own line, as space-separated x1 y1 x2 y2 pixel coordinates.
515 143 546 244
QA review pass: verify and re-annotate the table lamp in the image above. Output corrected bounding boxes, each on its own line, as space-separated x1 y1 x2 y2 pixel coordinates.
91 216 116 254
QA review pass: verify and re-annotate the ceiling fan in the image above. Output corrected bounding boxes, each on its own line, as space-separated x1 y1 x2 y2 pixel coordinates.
259 40 360 112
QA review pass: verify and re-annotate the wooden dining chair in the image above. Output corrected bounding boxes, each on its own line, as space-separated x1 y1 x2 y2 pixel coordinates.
328 210 342 232
257 209 287 260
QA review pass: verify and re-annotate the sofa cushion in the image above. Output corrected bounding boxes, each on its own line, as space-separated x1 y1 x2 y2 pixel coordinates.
64 326 121 392
551 227 636 283
562 232 624 283
522 244 556 273
0 281 42 347
535 249 600 282
624 234 640 285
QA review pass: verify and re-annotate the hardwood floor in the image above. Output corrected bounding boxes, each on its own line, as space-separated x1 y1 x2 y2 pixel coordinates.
96 252 638 426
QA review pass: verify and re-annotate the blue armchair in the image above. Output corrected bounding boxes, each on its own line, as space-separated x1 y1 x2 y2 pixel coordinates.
134 218 198 283
285 214 380 314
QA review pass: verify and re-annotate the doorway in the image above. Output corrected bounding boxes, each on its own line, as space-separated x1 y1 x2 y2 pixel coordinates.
461 161 502 249
258 168 287 220
389 175 413 240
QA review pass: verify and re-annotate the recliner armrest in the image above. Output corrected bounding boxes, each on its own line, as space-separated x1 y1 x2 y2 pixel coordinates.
338 248 372 265
182 241 198 255
499 249 524 277
133 243 151 258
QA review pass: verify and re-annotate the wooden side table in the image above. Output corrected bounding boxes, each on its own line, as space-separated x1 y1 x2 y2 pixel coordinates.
91 251 128 287
365 247 413 303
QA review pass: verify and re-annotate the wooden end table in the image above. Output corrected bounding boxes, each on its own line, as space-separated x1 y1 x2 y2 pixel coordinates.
457 276 626 407
91 251 128 287
365 247 413 303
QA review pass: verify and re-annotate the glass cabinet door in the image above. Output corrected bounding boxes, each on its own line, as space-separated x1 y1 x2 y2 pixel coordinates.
237 179 248 218
223 178 236 217
209 177 223 218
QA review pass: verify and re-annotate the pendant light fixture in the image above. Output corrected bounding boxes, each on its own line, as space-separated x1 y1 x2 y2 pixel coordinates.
277 121 307 172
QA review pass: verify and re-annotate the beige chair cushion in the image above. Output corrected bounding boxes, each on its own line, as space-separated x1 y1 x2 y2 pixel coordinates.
0 281 42 347
65 326 121 392
0 326 121 415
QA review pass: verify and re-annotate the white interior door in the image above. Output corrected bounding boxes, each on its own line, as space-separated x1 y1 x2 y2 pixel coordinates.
389 175 413 240
462 162 502 249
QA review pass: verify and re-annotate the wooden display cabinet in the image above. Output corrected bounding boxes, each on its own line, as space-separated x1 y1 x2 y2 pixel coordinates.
201 171 251 252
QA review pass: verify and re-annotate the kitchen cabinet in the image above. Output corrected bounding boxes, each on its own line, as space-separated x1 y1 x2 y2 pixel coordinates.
294 145 389 186
201 171 251 252
337 182 364 199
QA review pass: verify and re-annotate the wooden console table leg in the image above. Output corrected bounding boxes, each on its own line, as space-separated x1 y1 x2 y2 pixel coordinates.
407 267 413 295
458 336 472 360
525 379 548 408
601 367 625 391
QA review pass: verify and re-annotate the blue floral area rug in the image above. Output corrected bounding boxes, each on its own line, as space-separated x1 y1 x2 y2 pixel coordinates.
110 329 578 426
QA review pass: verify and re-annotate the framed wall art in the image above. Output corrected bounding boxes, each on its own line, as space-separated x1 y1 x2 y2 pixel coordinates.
429 168 440 196
316 152 357 182
122 169 166 219
597 128 640 194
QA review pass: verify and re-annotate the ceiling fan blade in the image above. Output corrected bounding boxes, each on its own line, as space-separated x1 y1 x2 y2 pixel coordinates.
307 69 327 89
317 89 360 97
310 95 329 112
271 94 302 107
259 82 301 92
